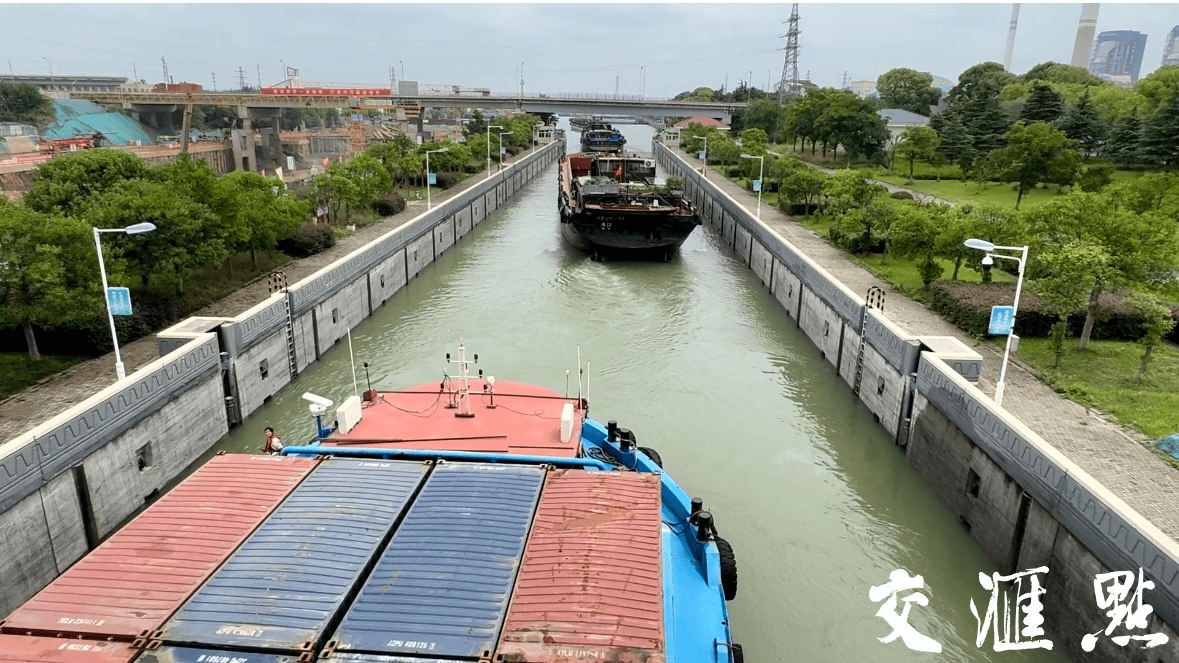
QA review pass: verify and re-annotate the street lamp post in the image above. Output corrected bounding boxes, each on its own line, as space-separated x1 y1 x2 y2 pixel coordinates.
425 147 448 209
486 124 503 179
41 56 54 90
499 132 512 170
740 153 765 219
964 238 1029 406
696 135 709 177
93 222 157 380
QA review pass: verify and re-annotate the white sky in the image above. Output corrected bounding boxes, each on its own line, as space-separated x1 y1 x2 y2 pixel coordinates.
3 3 1176 98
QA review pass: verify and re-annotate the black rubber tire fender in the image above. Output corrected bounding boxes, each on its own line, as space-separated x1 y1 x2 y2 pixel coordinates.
716 536 738 600
731 643 743 663
637 446 662 468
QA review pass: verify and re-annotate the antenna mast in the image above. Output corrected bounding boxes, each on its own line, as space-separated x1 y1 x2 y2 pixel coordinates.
777 4 801 101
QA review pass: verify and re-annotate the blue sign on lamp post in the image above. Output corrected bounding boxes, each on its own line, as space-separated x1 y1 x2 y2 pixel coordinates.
988 305 1015 335
106 287 132 316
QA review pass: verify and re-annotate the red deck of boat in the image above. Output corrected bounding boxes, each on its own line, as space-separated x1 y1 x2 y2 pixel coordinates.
0 455 318 642
495 470 664 663
0 635 138 663
326 380 582 457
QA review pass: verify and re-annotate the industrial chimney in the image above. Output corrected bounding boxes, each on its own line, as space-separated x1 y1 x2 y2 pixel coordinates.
1003 4 1020 70
1071 4 1100 68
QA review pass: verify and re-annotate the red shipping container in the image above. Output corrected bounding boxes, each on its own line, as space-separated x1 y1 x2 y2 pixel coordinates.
0 634 138 663
1 455 318 643
495 469 665 663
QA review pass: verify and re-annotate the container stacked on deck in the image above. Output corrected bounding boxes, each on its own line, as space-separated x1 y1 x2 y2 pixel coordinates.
150 458 431 658
495 470 665 663
2 458 671 662
321 462 545 662
0 454 318 661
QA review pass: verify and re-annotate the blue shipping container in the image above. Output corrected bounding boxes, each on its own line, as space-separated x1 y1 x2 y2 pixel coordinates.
134 646 297 663
158 459 430 653
325 462 545 659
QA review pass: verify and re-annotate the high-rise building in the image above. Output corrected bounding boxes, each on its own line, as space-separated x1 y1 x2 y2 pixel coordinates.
1163 25 1179 67
1089 30 1148 82
1071 4 1100 68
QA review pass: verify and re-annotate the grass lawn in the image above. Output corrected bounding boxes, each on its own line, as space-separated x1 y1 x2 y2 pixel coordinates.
867 175 1068 210
0 354 92 401
1016 338 1179 442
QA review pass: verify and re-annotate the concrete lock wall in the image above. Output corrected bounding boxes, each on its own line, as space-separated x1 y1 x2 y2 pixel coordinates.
655 141 1179 661
0 141 561 615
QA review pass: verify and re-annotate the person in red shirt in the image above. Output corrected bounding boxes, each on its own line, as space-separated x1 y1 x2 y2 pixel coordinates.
263 427 283 454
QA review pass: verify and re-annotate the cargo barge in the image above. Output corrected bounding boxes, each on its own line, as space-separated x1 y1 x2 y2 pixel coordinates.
1 346 740 663
579 120 627 153
558 151 702 261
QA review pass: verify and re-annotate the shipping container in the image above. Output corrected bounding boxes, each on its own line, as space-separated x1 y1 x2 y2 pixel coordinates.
0 634 139 663
324 463 545 660
495 470 665 663
156 459 430 654
315 654 451 663
133 645 297 663
1 455 319 642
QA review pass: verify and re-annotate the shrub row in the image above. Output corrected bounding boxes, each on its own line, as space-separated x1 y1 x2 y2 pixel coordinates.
929 281 1179 342
372 192 407 217
277 222 337 258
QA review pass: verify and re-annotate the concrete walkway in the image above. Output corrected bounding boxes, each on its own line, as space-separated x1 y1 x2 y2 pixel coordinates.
679 145 1179 543
0 147 540 442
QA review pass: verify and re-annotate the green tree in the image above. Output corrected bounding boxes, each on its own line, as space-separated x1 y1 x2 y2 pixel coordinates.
988 122 1082 208
24 149 150 217
890 203 945 286
949 62 1017 104
1107 172 1179 218
739 127 768 155
1138 93 1179 170
931 108 975 171
819 92 889 164
312 163 359 224
0 201 101 360
779 168 826 213
1133 65 1179 114
1126 293 1177 379
1026 191 1179 349
737 98 784 141
1019 82 1066 124
834 199 894 254
1033 241 1105 368
675 86 716 102
1021 62 1105 86
338 152 391 213
709 135 742 166
213 171 307 266
83 179 227 295
1102 115 1144 167
876 68 941 115
1056 89 1108 155
0 82 55 124
822 169 882 216
366 135 422 186
962 83 1013 156
894 126 940 181
417 139 470 173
